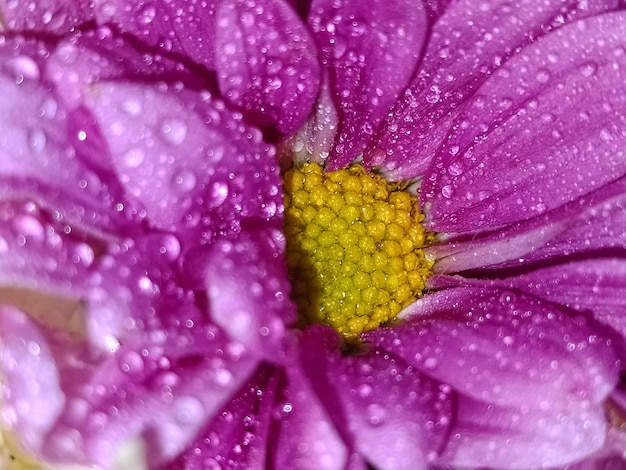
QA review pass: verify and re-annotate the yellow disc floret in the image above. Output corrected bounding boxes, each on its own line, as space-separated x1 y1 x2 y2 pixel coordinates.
284 162 433 341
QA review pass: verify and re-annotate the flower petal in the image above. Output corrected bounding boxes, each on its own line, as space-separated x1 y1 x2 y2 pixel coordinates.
368 0 621 180
0 37 137 238
203 231 297 362
492 259 626 348
422 11 626 232
43 34 285 244
169 364 279 470
429 175 626 272
366 287 619 409
299 325 452 470
273 360 348 470
439 395 608 469
0 307 64 454
214 0 320 135
307 0 427 170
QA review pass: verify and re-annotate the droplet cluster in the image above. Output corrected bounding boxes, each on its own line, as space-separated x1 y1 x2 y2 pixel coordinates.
284 163 433 340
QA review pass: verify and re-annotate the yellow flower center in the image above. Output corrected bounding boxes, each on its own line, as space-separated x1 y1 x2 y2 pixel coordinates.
283 163 433 340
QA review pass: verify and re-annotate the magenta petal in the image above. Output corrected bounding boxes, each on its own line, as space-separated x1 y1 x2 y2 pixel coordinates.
0 307 64 454
0 38 136 237
368 0 620 180
430 176 626 272
273 361 348 470
204 231 296 362
214 0 320 135
422 11 626 233
365 287 618 409
169 365 278 470
492 258 626 346
0 0 93 32
36 321 258 468
299 325 452 470
77 78 282 237
308 0 427 170
440 395 608 469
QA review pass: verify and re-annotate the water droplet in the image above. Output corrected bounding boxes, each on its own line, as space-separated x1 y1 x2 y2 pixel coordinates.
28 128 47 153
123 148 145 168
119 350 144 375
448 161 463 176
579 61 598 77
441 185 453 198
535 68 551 83
161 119 188 145
171 169 197 193
139 5 157 24
5 55 41 82
173 396 204 425
366 403 387 426
210 181 229 207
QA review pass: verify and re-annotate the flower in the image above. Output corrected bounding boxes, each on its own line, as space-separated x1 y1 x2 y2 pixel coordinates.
0 1 626 470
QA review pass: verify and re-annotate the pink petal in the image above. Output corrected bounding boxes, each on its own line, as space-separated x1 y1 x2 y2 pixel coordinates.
169 364 279 470
439 395 608 469
365 287 618 409
0 307 64 454
422 11 626 233
429 175 626 272
368 0 620 180
273 360 348 470
203 231 297 362
214 0 320 135
307 0 427 170
299 325 452 470
487 259 626 351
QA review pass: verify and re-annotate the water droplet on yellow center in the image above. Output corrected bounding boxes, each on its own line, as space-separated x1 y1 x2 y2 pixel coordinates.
284 163 433 340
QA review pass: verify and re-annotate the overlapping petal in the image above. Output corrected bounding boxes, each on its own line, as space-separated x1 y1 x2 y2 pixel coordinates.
430 175 626 272
422 11 626 233
440 395 608 469
368 0 622 180
367 287 618 409
299 325 452 470
307 0 427 169
203 231 296 361
214 0 320 135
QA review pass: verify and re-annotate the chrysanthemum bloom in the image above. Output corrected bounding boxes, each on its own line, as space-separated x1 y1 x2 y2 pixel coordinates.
1 0 626 469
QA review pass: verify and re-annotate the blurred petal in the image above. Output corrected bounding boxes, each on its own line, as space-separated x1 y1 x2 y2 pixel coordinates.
0 37 138 238
273 361 348 470
440 395 608 469
307 0 427 169
430 175 626 272
214 0 320 135
368 0 621 180
299 325 452 470
366 287 618 409
0 307 64 453
422 11 626 232
169 364 278 470
38 34 285 247
0 0 93 32
204 231 296 362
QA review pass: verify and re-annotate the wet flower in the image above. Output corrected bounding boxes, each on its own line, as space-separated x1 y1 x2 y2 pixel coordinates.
1 0 626 469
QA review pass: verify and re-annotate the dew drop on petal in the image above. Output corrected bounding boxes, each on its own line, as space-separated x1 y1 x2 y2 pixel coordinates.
173 396 204 425
123 148 146 168
171 169 197 193
161 119 188 145
28 128 47 153
119 350 144 375
210 181 229 207
139 4 157 24
366 403 387 427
